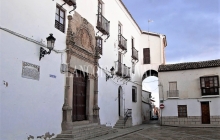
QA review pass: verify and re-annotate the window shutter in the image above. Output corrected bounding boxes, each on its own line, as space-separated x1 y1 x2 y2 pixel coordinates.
143 48 150 64
132 88 135 102
169 82 177 91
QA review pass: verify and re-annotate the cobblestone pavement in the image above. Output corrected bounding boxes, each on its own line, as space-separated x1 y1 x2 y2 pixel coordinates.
114 124 220 140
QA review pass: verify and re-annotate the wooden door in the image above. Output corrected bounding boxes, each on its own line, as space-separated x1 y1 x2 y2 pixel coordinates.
143 48 150 64
201 102 210 124
72 70 87 121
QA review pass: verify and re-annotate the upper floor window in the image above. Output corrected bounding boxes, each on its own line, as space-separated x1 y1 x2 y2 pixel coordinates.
118 23 127 52
96 0 110 37
96 36 103 55
118 24 122 35
55 5 65 33
143 48 150 64
178 105 187 118
131 37 138 61
132 86 137 102
200 76 219 96
132 62 135 74
168 81 179 98
98 0 102 14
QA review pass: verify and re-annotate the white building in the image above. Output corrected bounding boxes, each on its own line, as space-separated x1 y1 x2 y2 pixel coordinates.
0 0 167 139
158 59 220 126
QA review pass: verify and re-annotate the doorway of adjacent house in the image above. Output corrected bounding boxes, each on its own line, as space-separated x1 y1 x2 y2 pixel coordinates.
72 70 87 121
201 102 210 124
118 86 123 117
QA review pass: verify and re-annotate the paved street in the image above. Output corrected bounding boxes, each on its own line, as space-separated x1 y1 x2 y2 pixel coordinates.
113 123 220 140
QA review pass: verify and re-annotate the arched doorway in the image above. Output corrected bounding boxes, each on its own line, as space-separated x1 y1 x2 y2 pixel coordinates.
142 69 159 121
118 86 124 117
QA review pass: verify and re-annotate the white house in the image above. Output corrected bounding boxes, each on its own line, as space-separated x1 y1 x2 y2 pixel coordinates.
0 0 167 139
158 59 220 126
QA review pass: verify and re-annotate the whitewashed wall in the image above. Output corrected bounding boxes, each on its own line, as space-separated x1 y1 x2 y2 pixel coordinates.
159 67 220 117
0 0 73 139
0 0 167 139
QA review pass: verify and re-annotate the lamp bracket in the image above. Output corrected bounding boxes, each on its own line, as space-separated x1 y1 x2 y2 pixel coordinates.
39 47 51 61
106 74 113 81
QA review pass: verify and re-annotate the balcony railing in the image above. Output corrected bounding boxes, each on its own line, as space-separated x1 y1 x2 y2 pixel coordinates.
115 61 130 78
132 47 138 61
55 20 64 33
118 34 127 51
167 90 179 98
124 109 132 126
96 13 110 35
123 64 131 78
201 87 219 96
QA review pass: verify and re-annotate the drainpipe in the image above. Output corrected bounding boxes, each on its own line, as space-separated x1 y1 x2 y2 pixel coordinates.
158 82 164 126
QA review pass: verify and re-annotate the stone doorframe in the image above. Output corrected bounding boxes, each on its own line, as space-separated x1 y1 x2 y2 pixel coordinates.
62 12 100 131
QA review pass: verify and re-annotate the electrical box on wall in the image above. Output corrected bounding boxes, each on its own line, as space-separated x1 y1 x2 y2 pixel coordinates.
60 64 68 74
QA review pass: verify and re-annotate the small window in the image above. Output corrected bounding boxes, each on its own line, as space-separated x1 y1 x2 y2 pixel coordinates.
132 86 137 102
55 5 65 33
132 62 135 74
178 105 187 117
143 48 150 64
96 36 103 55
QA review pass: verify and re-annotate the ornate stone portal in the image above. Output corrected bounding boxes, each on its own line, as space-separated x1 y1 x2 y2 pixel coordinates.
62 12 100 131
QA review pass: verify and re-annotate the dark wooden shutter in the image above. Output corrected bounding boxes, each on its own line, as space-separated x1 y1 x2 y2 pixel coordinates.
143 48 150 64
132 88 135 102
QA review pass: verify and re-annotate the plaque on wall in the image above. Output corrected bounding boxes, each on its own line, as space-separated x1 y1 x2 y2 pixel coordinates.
22 61 40 80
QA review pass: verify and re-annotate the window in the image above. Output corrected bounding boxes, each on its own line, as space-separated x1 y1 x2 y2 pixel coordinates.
132 86 137 102
143 48 150 64
55 5 65 33
96 0 110 36
131 37 138 61
132 62 135 74
169 82 177 91
98 0 102 15
168 82 178 98
96 36 103 55
178 105 187 117
118 24 122 35
131 38 134 48
200 76 219 96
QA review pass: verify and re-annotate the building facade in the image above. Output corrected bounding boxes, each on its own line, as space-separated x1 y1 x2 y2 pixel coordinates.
158 59 220 126
0 0 167 139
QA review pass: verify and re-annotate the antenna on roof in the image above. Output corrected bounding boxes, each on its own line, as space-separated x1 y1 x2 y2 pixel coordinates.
148 19 153 56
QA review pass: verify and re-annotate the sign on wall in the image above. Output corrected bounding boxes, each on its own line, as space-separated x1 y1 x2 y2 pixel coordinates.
22 61 40 80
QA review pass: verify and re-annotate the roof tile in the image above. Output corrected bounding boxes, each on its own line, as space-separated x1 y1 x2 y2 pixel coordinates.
158 59 220 72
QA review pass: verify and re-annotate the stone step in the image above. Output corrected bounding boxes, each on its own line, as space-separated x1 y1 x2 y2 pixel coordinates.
53 125 117 140
54 128 117 140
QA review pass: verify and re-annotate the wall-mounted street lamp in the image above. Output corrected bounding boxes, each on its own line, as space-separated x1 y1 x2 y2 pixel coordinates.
106 67 115 81
39 34 56 61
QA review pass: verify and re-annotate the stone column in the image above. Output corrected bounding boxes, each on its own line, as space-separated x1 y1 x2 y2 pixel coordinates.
62 16 74 131
62 72 73 131
92 47 101 123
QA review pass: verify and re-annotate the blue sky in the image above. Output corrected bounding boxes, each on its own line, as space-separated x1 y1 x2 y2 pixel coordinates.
122 0 220 63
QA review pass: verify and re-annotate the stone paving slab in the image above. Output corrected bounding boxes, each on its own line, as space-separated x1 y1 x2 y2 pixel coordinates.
114 125 220 140
92 123 220 140
88 125 145 140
